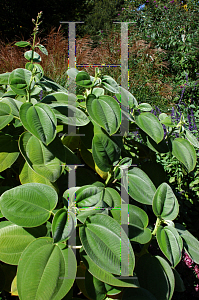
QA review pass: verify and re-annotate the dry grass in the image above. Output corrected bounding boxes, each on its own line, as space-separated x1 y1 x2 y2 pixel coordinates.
0 25 175 104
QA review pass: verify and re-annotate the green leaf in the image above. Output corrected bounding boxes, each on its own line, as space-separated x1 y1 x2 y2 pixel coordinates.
76 71 94 88
152 183 179 221
101 75 120 93
19 102 57 145
19 161 57 190
1 98 22 117
85 270 107 300
0 221 47 265
126 167 156 205
25 63 44 81
41 92 77 106
135 112 164 143
0 133 19 172
52 209 76 243
50 103 90 126
24 50 41 62
9 68 32 95
17 238 77 300
76 185 104 208
86 95 121 135
15 41 30 47
122 288 157 300
79 214 135 276
19 132 66 182
156 225 183 267
137 103 152 112
175 223 199 264
0 183 58 227
0 72 11 85
92 132 121 172
159 114 176 127
172 138 196 172
0 102 13 129
36 44 48 55
92 88 104 97
185 129 199 148
136 254 175 300
80 248 138 288
111 204 152 244
115 86 138 108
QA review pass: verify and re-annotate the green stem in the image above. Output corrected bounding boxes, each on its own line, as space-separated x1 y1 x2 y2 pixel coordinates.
152 217 161 236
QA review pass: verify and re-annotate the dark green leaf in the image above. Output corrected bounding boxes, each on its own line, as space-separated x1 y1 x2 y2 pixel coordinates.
172 138 196 172
0 133 19 172
52 209 75 243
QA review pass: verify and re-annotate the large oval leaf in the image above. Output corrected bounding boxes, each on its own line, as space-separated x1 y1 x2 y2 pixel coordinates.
17 238 76 300
24 50 41 62
79 214 135 276
76 71 93 88
126 167 156 205
86 95 121 135
19 161 57 190
136 254 175 300
0 133 19 172
101 75 120 93
92 133 121 172
9 68 32 95
41 92 77 106
52 209 76 243
50 103 89 126
0 221 47 265
19 102 57 145
1 98 22 117
111 204 152 244
80 248 138 288
156 225 183 267
152 183 179 221
172 138 197 172
19 132 65 182
0 102 13 129
115 86 138 108
135 112 164 143
76 185 104 208
175 223 199 264
0 183 58 227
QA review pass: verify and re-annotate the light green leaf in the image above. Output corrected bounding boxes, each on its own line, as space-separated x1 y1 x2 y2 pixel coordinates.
101 75 120 93
66 68 79 80
137 103 152 112
19 161 57 190
156 225 183 267
115 86 138 108
1 98 22 117
17 238 77 300
0 183 58 227
126 167 156 205
0 221 47 265
0 102 13 129
19 102 57 145
0 133 19 172
80 248 138 287
15 41 30 47
80 214 135 276
19 132 66 182
0 72 11 85
24 50 41 62
135 112 164 143
50 103 90 126
172 138 196 172
86 95 121 135
36 44 48 55
9 68 32 95
152 183 179 220
185 129 199 148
